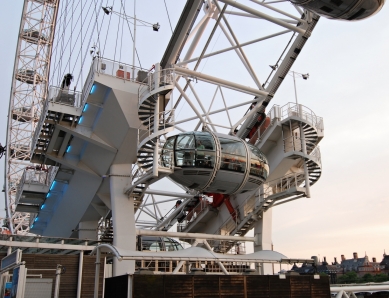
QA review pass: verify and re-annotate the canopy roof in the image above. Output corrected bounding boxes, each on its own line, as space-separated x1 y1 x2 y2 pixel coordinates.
93 244 312 264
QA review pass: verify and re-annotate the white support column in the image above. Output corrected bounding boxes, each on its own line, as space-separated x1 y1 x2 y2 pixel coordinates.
94 249 101 298
182 9 213 66
253 208 273 275
76 251 84 298
54 265 62 298
153 64 160 178
110 164 135 276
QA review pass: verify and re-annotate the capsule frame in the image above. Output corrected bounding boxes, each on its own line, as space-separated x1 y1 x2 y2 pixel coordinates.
162 131 269 195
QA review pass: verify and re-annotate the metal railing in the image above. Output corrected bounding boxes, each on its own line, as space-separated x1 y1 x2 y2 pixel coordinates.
283 136 321 164
137 109 175 149
31 96 51 156
177 198 210 232
47 86 82 107
31 85 82 155
249 105 281 145
80 59 96 108
280 103 324 132
136 258 254 273
138 68 175 103
81 57 151 109
251 103 324 145
210 172 306 240
95 57 150 81
15 166 58 205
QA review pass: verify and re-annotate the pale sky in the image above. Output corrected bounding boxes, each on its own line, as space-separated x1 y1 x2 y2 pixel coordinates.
1 0 388 265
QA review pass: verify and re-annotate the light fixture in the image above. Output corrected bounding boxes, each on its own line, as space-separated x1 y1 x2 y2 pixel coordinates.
152 23 160 32
269 65 278 71
102 6 112 15
302 73 309 80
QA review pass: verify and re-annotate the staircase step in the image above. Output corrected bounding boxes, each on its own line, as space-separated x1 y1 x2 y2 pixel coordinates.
138 149 154 154
140 165 153 169
137 156 154 160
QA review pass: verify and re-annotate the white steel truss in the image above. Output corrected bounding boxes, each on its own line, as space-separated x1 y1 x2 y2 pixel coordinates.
5 0 60 234
134 0 320 229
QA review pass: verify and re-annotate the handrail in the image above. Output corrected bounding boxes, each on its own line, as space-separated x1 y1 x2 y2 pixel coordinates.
249 104 281 144
31 85 83 155
283 136 321 164
251 103 324 145
137 109 176 149
48 86 83 107
210 172 306 238
80 59 96 108
280 102 324 131
178 171 307 239
138 68 175 105
31 100 49 156
177 198 211 232
15 166 58 205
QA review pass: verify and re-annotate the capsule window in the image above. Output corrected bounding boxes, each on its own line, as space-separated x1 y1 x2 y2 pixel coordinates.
193 132 215 150
247 144 269 179
194 132 215 168
176 135 195 167
219 138 246 173
161 136 175 168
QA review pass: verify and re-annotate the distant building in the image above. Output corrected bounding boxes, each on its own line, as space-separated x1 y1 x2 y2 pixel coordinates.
340 252 381 277
290 252 389 283
291 256 340 284
379 252 389 274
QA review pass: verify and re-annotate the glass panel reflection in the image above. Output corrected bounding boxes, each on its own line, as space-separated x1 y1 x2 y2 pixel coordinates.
162 136 175 167
194 131 215 150
219 138 246 173
247 144 269 179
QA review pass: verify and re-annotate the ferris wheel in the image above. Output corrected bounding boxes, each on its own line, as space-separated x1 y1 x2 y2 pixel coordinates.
4 0 383 238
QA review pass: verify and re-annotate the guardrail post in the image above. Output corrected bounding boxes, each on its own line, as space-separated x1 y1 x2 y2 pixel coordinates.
153 63 161 178
299 108 311 198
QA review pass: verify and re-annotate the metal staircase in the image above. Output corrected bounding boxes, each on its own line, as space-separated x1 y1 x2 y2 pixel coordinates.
30 87 82 164
214 173 307 253
125 66 176 209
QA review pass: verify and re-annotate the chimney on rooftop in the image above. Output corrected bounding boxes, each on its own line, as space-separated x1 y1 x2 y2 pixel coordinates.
353 252 358 260
323 256 328 265
373 257 377 262
341 255 345 261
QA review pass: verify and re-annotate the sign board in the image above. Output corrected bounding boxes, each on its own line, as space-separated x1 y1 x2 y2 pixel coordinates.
0 251 22 271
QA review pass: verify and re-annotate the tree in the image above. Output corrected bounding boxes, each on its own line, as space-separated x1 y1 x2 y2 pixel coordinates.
373 273 389 283
362 273 374 283
337 271 360 284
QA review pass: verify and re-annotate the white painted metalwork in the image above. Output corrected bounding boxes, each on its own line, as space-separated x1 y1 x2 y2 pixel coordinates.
5 0 60 234
131 0 323 236
331 283 389 298
6 0 328 263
